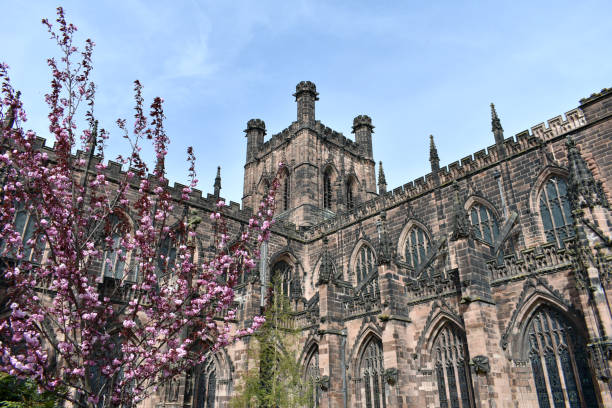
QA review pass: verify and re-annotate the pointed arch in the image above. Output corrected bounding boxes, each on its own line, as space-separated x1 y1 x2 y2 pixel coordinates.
303 342 321 407
529 166 575 248
464 195 501 246
418 311 466 369
349 239 377 285
353 332 385 408
430 322 474 408
280 166 291 212
520 304 599 407
397 218 433 272
346 174 360 210
322 165 336 211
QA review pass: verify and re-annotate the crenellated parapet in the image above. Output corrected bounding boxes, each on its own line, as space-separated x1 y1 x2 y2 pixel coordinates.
530 108 586 142
488 241 575 284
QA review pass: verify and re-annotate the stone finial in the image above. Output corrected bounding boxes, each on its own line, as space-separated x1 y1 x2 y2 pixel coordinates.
490 103 505 152
2 91 20 131
450 181 473 241
429 134 440 172
378 161 387 194
566 136 609 209
213 166 221 197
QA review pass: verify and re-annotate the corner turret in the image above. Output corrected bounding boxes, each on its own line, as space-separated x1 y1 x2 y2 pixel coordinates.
244 118 266 163
352 115 374 159
293 81 319 125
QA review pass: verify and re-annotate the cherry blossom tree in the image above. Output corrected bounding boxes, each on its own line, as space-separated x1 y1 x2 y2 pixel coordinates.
0 7 278 407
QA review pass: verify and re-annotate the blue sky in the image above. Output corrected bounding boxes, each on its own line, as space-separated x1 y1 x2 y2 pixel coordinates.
2 1 611 204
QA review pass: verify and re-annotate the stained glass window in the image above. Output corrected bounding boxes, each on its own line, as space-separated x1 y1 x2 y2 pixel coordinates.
469 203 499 246
433 324 474 408
404 226 431 269
355 245 376 283
526 306 598 408
359 337 385 408
539 177 574 248
158 235 177 276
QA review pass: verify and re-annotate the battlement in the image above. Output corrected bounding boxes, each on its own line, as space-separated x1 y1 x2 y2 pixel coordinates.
252 120 370 162
579 87 612 105
23 136 303 240
302 106 589 240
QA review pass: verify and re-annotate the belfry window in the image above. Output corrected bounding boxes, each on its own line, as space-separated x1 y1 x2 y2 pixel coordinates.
359 337 385 408
469 203 499 245
323 169 332 210
355 244 376 283
539 177 574 248
404 226 431 268
433 324 474 408
346 179 355 210
526 306 598 408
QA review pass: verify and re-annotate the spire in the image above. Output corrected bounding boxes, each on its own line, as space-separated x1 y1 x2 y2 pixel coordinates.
2 91 20 131
566 136 608 209
490 103 505 152
429 134 440 172
378 161 387 194
450 181 473 241
214 166 221 197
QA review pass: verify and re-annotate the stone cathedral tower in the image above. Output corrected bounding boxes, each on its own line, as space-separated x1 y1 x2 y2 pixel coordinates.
242 81 377 227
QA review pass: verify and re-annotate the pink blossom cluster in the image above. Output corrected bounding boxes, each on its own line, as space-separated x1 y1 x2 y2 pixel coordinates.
0 7 280 408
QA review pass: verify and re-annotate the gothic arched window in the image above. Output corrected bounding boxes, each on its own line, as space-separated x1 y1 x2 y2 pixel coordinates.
404 226 431 268
525 306 598 408
469 203 499 246
346 178 356 210
271 260 294 299
433 324 474 408
194 354 217 408
323 169 333 210
355 244 376 283
359 336 385 408
1 204 44 263
539 177 574 248
305 345 321 407
102 214 129 280
158 235 178 276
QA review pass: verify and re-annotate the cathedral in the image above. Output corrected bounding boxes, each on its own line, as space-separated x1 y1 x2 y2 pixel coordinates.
6 81 611 408
147 82 612 408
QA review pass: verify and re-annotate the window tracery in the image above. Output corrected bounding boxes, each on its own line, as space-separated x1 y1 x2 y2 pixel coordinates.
539 177 574 248
271 260 295 299
403 225 431 269
359 336 385 408
468 203 499 246
355 244 376 283
1 204 44 263
193 353 217 408
433 324 474 408
525 306 598 408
